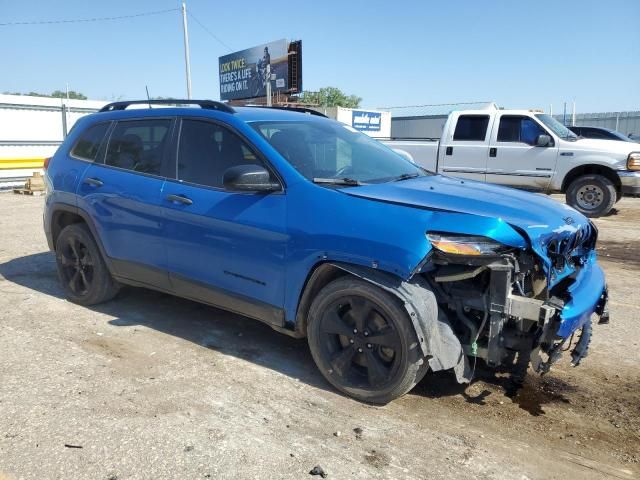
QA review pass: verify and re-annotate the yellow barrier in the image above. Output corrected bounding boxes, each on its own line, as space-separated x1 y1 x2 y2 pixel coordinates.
0 158 45 170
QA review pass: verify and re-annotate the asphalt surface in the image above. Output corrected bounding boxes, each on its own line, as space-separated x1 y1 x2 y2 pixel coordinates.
0 193 638 480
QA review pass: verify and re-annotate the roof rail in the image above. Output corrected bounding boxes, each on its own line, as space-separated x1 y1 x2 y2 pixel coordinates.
99 99 235 114
248 105 327 118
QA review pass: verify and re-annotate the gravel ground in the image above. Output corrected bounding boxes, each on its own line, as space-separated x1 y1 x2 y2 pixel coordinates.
0 193 638 480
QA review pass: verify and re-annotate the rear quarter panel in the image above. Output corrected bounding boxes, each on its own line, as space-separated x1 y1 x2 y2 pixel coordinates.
44 117 96 241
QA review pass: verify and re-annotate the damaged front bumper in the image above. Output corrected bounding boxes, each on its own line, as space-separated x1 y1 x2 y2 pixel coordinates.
491 253 608 363
427 247 609 382
557 257 608 337
332 241 609 384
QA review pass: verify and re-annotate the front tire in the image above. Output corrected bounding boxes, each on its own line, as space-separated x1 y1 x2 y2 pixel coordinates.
55 223 120 305
565 174 616 217
307 277 428 404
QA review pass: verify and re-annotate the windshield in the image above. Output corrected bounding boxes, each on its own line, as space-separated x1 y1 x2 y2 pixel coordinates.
535 114 578 140
250 120 426 184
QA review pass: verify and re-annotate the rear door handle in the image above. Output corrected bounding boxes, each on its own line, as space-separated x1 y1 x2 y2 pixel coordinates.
166 194 193 205
489 147 497 157
83 177 103 187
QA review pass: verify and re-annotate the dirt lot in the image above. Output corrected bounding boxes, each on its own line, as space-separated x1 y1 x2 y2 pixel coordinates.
0 193 638 480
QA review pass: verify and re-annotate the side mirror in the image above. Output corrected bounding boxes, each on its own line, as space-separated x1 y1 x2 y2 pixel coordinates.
536 134 552 147
223 164 280 192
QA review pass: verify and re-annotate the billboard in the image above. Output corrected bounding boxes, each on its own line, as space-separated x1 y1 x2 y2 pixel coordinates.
352 110 382 132
219 39 291 101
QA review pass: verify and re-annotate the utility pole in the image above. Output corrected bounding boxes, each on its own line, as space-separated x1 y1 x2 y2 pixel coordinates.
62 83 70 138
181 2 192 99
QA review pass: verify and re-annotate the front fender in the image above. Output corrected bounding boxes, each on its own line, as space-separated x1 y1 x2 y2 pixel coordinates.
282 181 527 326
323 263 472 383
554 154 626 191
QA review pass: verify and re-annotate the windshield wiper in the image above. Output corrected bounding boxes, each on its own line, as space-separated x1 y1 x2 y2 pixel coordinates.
392 173 420 182
313 177 362 186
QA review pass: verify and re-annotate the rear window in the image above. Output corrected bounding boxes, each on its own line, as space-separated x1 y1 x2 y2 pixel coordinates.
453 115 489 141
105 119 171 175
70 122 110 161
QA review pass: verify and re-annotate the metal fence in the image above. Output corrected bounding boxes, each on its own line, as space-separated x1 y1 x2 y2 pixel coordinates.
554 112 640 139
0 95 104 187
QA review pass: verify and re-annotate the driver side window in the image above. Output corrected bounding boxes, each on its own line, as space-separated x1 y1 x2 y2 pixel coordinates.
497 115 546 146
177 119 264 188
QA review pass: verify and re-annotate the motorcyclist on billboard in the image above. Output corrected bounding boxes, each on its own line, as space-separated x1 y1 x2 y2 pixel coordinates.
256 46 271 91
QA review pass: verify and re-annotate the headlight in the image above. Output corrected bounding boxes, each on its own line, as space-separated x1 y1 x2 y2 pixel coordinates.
426 232 509 256
628 152 640 171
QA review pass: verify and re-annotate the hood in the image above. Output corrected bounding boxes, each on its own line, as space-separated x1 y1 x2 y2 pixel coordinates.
342 175 590 248
567 137 640 155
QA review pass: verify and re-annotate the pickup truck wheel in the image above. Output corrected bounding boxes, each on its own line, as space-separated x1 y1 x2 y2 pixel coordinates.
566 174 616 217
55 223 120 306
307 277 428 404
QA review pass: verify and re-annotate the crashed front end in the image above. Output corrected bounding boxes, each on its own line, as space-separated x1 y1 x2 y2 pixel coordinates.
420 220 609 381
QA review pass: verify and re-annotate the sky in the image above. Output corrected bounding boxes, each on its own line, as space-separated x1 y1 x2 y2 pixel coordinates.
2 0 639 113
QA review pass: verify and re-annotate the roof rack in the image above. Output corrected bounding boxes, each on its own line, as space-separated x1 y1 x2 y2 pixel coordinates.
248 105 327 118
99 99 235 114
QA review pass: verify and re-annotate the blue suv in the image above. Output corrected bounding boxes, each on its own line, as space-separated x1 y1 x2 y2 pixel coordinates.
44 100 609 403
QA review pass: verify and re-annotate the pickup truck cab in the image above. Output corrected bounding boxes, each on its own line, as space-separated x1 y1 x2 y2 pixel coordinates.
385 107 640 217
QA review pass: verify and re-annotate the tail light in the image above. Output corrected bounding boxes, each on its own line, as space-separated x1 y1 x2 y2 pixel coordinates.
43 157 51 170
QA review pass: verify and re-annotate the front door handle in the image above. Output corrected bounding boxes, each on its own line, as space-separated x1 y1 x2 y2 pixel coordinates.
166 194 193 206
489 147 497 157
445 146 453 156
83 177 103 187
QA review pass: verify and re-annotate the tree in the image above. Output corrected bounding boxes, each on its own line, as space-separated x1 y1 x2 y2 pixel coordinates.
299 87 362 108
2 90 87 100
50 90 87 100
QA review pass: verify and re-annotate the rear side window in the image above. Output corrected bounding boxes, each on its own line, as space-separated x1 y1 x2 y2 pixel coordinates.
497 116 546 145
177 119 264 188
453 115 489 141
70 123 110 161
105 119 171 175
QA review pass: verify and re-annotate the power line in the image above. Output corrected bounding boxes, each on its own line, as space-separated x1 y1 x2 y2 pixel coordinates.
187 11 233 52
0 8 179 27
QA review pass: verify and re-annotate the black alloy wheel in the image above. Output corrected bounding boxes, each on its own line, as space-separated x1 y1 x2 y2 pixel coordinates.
55 223 120 305
318 295 402 389
307 277 428 404
58 234 94 296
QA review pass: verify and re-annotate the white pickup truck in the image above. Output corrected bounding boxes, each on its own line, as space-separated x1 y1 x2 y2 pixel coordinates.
384 107 640 217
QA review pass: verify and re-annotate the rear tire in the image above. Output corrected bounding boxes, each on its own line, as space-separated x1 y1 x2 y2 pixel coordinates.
307 277 428 404
565 174 616 217
55 223 120 305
